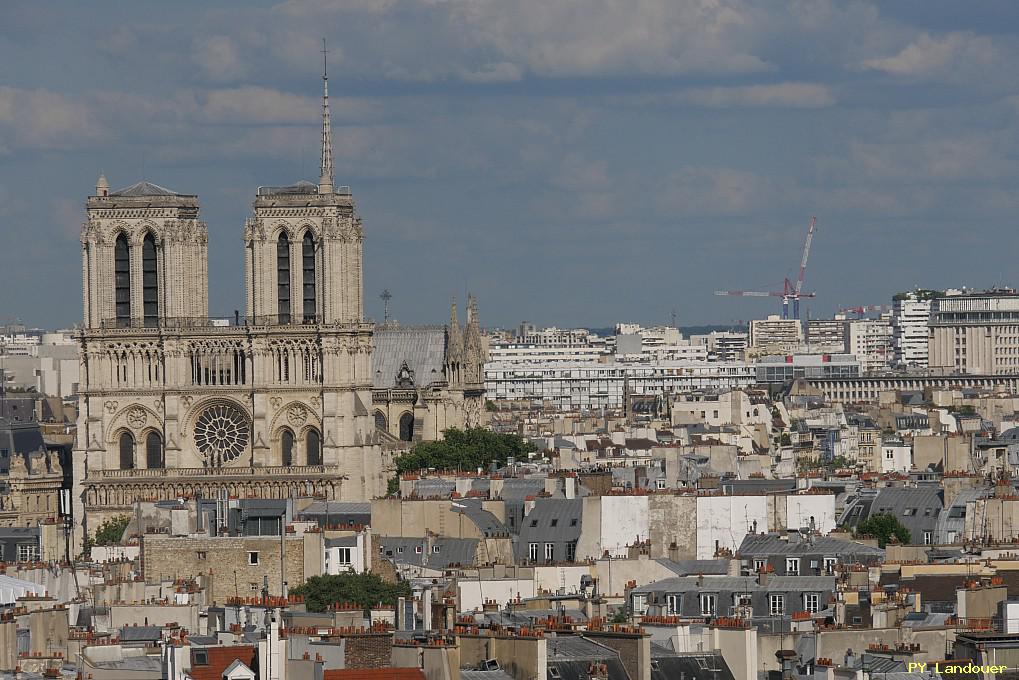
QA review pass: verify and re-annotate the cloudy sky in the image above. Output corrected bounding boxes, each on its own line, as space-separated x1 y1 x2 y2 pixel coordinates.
2 0 1018 330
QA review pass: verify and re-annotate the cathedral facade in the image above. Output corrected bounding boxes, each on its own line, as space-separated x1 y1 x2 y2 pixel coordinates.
72 70 390 547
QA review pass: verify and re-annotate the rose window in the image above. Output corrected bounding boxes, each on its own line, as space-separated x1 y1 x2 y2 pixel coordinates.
194 403 249 465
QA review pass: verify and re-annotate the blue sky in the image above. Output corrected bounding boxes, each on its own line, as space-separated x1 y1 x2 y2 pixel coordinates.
2 0 1018 329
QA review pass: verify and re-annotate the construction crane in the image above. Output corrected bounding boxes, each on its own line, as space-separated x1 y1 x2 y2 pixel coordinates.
714 216 818 320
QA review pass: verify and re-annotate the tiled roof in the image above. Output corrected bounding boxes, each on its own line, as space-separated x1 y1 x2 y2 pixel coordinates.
190 645 257 680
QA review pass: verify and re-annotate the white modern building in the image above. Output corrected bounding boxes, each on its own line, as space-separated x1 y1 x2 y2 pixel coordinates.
484 360 757 411
846 316 893 374
689 331 749 362
928 289 1019 374
749 316 804 353
892 293 934 368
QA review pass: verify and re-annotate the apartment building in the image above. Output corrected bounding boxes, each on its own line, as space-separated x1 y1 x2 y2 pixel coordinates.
484 360 756 410
892 292 934 368
928 289 1019 374
846 316 893 374
806 318 847 351
749 315 804 353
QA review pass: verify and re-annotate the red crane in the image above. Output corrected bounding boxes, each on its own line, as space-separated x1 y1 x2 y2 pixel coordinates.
714 216 818 319
839 304 890 318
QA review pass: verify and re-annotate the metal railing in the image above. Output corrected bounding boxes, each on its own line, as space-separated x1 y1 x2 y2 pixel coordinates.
93 465 330 480
98 315 329 330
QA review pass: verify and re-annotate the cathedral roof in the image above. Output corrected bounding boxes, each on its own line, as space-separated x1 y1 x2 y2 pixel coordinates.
110 180 188 197
373 327 447 389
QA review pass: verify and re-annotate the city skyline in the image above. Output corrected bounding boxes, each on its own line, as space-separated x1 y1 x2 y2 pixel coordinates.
3 1 1019 329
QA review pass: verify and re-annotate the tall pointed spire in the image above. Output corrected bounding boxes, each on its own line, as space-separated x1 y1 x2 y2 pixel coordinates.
318 38 334 194
447 297 463 361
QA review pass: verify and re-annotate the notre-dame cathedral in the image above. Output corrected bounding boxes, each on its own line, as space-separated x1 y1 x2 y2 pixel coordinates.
73 66 486 548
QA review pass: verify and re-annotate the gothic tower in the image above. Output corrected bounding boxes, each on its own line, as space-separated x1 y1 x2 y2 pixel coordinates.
81 178 208 328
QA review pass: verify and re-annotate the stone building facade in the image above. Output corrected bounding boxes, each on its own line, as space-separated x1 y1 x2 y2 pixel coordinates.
72 68 391 548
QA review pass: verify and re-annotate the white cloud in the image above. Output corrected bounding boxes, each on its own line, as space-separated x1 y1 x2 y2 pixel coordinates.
862 31 997 81
0 87 105 150
655 82 836 109
193 35 247 82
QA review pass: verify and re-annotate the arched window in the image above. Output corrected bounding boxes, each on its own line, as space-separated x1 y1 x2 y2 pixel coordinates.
281 429 294 467
119 431 135 470
142 233 158 326
277 233 291 324
114 234 131 326
145 431 163 469
399 412 415 442
374 411 388 432
302 232 316 323
306 429 321 466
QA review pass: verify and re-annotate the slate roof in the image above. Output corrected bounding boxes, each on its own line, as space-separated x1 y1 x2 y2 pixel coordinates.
460 670 515 680
515 498 582 560
738 533 884 558
494 478 547 500
655 559 731 576
298 501 371 526
379 537 479 569
458 500 510 537
547 635 629 680
325 536 359 548
119 625 163 642
110 180 188 197
721 478 798 494
373 327 447 389
651 654 735 680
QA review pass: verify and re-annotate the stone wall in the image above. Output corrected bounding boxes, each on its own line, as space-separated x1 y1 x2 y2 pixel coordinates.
141 534 315 603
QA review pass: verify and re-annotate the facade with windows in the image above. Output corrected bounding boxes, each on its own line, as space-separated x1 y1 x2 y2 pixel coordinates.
892 293 933 368
928 290 1019 374
631 574 837 623
324 533 369 574
485 360 756 411
737 533 885 576
72 73 389 549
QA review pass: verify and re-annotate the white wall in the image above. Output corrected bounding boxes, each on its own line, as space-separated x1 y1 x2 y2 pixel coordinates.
696 496 768 559
784 495 836 533
533 565 592 594
599 495 650 557
881 444 912 473
458 578 536 612
324 534 366 574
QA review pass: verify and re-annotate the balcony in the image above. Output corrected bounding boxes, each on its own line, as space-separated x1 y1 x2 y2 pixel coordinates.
90 465 331 481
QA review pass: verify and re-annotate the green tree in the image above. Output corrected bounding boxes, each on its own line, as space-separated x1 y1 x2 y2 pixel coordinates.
393 427 535 482
855 513 911 548
292 573 411 613
93 515 130 546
